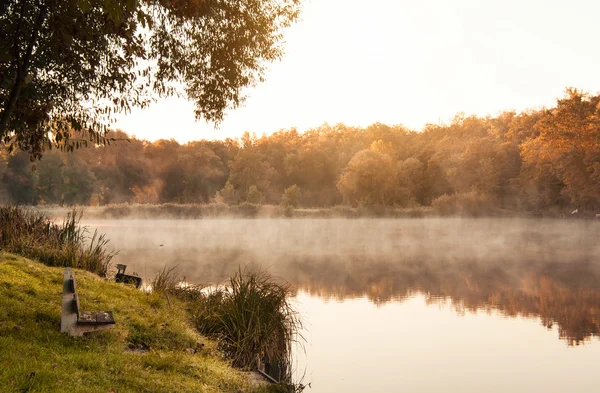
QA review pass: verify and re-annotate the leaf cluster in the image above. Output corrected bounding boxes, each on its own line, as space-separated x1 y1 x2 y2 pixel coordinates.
0 0 302 158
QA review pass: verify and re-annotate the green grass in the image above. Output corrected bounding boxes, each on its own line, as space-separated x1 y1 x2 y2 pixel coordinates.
0 252 283 393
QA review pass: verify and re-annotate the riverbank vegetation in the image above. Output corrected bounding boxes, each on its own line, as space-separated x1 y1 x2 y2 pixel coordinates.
0 206 114 275
0 208 303 391
37 202 436 220
1 89 599 216
149 265 304 387
0 253 284 393
193 269 301 373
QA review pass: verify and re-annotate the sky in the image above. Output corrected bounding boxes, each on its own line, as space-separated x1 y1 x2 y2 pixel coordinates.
114 0 600 143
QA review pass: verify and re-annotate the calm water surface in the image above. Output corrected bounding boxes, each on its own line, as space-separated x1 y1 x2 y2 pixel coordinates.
85 218 600 393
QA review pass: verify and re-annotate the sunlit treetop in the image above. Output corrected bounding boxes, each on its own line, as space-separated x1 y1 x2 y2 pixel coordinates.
0 0 302 159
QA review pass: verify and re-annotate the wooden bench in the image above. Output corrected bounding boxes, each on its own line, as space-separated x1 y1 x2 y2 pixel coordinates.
60 268 115 336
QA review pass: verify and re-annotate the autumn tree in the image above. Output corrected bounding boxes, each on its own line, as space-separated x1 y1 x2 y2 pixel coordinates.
61 153 97 205
217 181 240 205
0 0 302 158
280 184 300 208
89 131 151 204
162 142 227 203
284 145 340 206
246 185 264 204
1 89 597 214
337 149 397 206
396 157 424 206
520 89 600 210
228 147 276 203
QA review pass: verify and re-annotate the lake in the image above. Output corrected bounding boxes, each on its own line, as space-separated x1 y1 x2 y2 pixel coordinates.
85 218 600 393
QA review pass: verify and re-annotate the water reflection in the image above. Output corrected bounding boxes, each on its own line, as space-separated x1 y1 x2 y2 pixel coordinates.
286 256 600 345
87 218 600 345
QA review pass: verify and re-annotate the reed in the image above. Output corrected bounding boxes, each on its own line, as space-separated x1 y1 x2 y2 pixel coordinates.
193 267 303 379
151 265 181 293
151 265 207 303
0 206 114 276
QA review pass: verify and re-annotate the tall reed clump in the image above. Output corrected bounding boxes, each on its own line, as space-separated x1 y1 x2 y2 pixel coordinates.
151 265 181 294
0 206 115 276
192 268 302 378
150 266 208 304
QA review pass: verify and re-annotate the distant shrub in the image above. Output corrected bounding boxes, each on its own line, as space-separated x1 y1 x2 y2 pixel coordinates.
161 203 189 218
256 204 281 218
203 202 229 217
357 200 388 217
233 202 260 217
82 202 437 220
101 205 132 219
329 205 358 218
281 205 294 218
432 191 498 217
400 206 431 218
0 206 115 276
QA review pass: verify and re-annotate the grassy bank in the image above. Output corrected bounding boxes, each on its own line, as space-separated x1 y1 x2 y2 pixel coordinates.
0 252 281 393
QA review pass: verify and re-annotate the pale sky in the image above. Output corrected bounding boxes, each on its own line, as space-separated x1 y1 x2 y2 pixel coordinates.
115 0 600 143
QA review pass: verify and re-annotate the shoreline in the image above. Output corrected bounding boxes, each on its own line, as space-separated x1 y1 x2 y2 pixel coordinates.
0 252 281 393
29 203 600 220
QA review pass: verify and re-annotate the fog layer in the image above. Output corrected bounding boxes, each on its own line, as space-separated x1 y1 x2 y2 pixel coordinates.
88 218 600 343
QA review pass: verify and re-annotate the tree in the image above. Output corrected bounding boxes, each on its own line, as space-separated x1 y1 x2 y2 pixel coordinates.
520 89 600 210
280 184 300 208
36 149 63 203
2 151 37 203
161 143 227 203
228 149 276 202
246 185 264 204
89 131 151 204
396 157 424 206
0 145 9 203
337 149 397 206
0 0 302 158
217 181 240 205
61 154 97 205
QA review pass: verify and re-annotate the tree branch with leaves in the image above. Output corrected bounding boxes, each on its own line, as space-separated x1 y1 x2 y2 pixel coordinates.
0 0 302 159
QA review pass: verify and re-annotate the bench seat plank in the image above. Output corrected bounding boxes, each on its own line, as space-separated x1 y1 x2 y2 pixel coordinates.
95 311 115 324
77 311 115 325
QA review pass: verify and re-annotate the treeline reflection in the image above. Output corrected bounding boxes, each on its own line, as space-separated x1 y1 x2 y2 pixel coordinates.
284 256 600 345
121 247 600 345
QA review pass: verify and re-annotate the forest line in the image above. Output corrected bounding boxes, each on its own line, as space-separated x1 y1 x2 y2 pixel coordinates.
1 89 599 215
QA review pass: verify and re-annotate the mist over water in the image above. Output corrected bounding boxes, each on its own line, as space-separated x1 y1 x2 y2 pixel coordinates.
86 218 600 392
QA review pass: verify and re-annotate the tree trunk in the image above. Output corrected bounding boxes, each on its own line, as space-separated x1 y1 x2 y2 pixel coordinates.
0 3 47 138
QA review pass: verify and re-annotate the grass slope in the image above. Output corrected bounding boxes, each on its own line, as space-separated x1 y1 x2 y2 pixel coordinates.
0 252 277 393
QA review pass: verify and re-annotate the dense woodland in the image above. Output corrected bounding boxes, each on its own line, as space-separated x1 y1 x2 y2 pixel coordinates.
1 90 599 214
